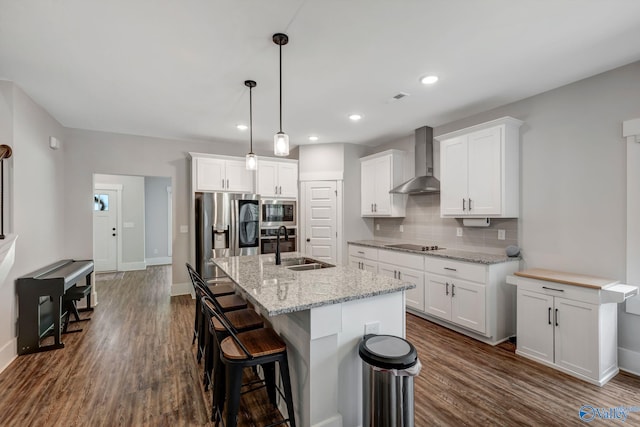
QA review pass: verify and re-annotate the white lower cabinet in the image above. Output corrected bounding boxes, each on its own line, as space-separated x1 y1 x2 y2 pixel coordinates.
348 243 519 345
425 273 486 334
348 245 378 272
516 283 615 385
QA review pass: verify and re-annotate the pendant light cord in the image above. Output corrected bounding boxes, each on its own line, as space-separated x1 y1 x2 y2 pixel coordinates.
279 42 283 133
249 85 253 153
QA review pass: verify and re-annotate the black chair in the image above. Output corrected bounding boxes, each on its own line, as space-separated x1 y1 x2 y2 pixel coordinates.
186 264 248 363
201 296 263 392
186 263 238 346
61 284 93 333
203 296 296 427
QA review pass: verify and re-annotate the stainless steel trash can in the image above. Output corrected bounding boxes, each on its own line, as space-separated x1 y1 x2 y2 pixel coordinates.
359 334 421 427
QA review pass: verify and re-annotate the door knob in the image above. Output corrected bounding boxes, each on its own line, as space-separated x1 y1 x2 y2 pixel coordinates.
112 233 116 236
306 238 310 242
112 228 116 231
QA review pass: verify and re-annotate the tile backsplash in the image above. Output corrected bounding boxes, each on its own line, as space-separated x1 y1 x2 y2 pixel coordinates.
373 194 518 255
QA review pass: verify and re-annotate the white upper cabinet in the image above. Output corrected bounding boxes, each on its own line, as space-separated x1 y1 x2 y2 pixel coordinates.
360 150 407 217
258 159 298 198
191 154 255 193
438 117 523 218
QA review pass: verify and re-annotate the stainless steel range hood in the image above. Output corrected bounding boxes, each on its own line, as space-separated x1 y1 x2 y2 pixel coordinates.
389 126 440 194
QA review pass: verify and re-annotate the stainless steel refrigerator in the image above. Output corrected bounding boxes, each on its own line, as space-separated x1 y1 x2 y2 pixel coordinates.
195 192 260 279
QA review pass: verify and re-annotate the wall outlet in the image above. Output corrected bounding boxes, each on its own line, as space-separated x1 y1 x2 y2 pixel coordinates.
376 223 380 231
456 227 463 237
364 321 380 336
153 248 158 255
498 229 506 240
180 225 189 233
399 225 404 232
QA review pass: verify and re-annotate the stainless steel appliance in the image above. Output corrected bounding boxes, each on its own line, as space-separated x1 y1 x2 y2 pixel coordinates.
195 192 260 279
260 227 297 254
260 199 296 227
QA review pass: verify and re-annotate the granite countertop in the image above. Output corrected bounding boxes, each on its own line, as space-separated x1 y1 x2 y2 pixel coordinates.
348 240 519 265
211 252 415 316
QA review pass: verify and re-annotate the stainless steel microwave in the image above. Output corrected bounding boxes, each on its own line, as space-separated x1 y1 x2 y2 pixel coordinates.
260 199 296 227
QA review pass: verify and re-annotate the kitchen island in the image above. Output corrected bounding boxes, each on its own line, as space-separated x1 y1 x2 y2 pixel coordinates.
212 252 414 427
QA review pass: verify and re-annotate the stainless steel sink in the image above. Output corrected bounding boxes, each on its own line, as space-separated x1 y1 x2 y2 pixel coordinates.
280 257 335 271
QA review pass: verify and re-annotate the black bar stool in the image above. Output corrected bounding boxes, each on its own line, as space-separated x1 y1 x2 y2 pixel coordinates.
62 284 93 333
206 299 296 427
201 296 264 392
186 263 244 356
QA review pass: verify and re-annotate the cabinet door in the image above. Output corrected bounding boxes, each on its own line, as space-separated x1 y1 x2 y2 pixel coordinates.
516 289 554 364
362 260 378 273
424 274 452 321
258 161 279 197
373 156 392 215
361 160 377 215
195 157 225 191
225 159 254 192
440 136 468 216
450 278 486 334
398 267 425 312
377 263 396 279
467 126 502 216
278 163 298 198
349 256 362 270
554 297 599 379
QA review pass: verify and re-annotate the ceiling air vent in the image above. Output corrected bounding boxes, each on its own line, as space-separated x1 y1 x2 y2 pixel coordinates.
387 92 410 103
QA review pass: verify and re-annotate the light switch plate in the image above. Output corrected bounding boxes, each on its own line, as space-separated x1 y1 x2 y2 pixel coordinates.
180 225 188 233
498 229 506 240
364 321 380 335
456 227 463 237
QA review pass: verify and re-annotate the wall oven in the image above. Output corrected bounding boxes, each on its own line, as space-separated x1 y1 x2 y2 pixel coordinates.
260 199 296 227
260 227 297 254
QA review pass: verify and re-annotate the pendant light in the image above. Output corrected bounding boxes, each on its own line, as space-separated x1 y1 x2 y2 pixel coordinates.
273 33 289 157
245 80 257 170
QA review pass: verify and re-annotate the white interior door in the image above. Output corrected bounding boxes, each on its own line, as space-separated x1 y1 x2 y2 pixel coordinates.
303 181 337 263
93 189 118 272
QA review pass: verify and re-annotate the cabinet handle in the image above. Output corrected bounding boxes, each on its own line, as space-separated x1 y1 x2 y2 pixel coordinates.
542 286 564 292
279 185 282 194
555 308 559 326
394 270 397 279
462 198 466 211
451 284 455 297
227 179 229 188
357 251 365 254
222 179 225 188
374 203 377 212
445 282 449 296
275 185 278 194
398 271 401 280
469 198 472 211
371 203 374 212
548 307 552 325
444 267 457 272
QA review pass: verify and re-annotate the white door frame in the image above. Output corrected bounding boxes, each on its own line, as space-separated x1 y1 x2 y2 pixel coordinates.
167 185 173 258
93 183 123 271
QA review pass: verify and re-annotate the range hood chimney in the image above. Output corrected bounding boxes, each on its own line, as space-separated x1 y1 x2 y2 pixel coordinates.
389 126 440 194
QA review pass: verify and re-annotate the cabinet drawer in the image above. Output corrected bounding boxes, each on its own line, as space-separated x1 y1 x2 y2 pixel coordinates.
515 276 601 305
377 249 424 270
348 245 378 260
425 257 486 283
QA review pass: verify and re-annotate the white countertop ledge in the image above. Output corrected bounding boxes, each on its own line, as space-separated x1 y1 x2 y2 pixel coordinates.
211 252 414 317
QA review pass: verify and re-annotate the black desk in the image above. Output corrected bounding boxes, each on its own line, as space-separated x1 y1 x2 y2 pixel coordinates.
17 259 94 355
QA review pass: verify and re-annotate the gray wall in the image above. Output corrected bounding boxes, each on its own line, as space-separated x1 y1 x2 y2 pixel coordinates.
145 176 171 261
0 82 66 370
62 128 247 286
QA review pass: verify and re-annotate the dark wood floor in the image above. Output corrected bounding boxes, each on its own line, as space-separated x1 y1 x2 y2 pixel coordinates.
0 265 638 426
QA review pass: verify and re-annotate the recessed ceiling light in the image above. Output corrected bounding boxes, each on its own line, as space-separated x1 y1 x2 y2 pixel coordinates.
309 135 319 142
349 114 363 121
237 124 248 130
420 75 439 85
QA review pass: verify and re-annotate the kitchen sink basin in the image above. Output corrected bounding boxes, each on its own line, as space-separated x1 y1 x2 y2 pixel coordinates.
280 257 335 271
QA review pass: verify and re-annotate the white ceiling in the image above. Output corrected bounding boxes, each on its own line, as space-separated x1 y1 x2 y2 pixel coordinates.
1 1 640 152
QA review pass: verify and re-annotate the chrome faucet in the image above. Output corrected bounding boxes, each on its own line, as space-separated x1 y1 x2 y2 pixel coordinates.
275 225 289 265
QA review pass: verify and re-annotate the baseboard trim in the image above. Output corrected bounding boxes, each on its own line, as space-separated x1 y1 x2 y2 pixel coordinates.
171 281 191 296
119 261 147 271
0 338 17 374
619 347 640 377
145 257 172 266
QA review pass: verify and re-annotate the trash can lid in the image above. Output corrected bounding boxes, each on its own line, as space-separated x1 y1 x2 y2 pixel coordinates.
358 334 418 370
